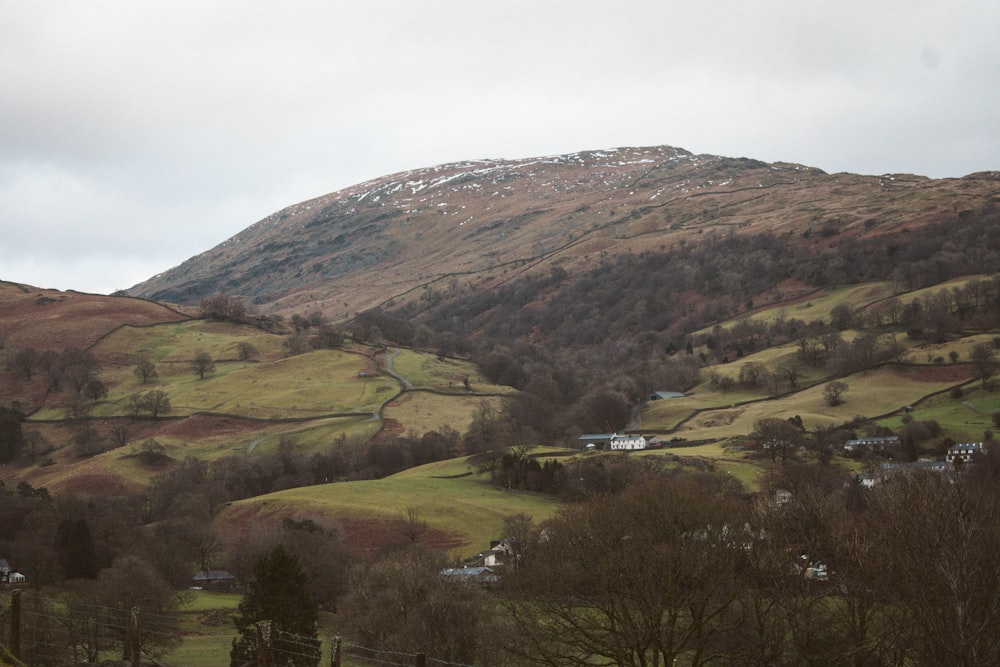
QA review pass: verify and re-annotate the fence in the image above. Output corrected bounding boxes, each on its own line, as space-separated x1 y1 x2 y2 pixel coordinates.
1 590 473 667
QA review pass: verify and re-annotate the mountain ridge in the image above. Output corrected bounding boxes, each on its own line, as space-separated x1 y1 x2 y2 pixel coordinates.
127 145 1000 320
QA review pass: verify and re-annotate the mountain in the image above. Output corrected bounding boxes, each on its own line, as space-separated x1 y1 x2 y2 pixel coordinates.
127 145 1000 322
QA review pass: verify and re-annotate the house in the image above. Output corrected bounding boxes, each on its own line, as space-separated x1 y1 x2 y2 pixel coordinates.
465 538 521 568
610 433 648 451
192 569 239 592
439 567 499 586
946 441 984 464
0 559 26 584
842 436 900 455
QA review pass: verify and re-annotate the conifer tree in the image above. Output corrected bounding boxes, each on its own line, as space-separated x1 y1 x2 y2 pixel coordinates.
230 545 320 667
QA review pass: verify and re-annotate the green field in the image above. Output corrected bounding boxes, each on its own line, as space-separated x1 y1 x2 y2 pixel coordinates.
218 453 565 556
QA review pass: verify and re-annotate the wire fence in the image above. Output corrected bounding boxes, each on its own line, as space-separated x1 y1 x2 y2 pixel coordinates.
1 589 474 667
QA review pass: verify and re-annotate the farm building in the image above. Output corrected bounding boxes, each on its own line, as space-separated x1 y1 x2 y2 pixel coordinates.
610 433 648 451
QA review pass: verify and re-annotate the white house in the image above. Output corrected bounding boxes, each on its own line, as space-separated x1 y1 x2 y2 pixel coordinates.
610 433 647 451
946 441 984 464
843 436 900 455
0 559 26 584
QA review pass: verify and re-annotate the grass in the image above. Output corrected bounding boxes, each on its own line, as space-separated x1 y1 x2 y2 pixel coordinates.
383 392 503 436
219 453 565 555
641 363 972 442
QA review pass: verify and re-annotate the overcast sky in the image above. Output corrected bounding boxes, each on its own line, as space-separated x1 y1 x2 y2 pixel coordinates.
2 1 998 295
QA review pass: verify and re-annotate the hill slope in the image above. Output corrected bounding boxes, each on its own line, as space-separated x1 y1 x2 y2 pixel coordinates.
127 145 1000 321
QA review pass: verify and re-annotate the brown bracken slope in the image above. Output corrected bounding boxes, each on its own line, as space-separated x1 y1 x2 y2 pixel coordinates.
126 145 1000 321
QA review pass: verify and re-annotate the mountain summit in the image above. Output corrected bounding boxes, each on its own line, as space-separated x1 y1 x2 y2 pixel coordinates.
128 145 998 319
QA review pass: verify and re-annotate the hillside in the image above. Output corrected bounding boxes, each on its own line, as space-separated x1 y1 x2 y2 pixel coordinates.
126 145 1000 322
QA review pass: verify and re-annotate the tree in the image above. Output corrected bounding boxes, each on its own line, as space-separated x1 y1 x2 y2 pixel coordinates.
200 294 247 321
283 333 309 356
236 341 259 361
739 361 766 388
133 359 158 383
865 472 1000 664
138 389 170 419
342 545 487 665
69 556 182 663
230 546 320 667
823 380 849 406
63 392 92 421
0 404 25 462
59 347 101 393
192 351 216 379
56 518 99 580
83 379 108 402
754 417 803 463
104 557 182 660
109 422 131 448
312 325 344 349
500 473 748 666
11 347 39 380
970 342 998 386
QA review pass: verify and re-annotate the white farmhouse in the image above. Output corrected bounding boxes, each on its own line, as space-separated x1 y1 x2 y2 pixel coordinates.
610 433 647 451
946 441 984 464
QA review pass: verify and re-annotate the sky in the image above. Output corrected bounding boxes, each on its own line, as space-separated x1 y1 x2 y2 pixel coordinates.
2 1 999 295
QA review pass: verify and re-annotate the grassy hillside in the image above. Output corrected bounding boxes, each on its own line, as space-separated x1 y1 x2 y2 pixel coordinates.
4 309 512 495
215 454 565 557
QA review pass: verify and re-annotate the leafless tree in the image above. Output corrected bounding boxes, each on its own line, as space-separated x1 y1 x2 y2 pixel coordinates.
236 341 259 360
500 474 749 666
192 351 216 379
823 380 849 406
866 472 1000 664
970 342 998 386
12 347 39 380
133 359 158 383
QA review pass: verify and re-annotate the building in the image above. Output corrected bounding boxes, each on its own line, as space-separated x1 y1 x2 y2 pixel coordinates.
578 433 613 450
610 433 648 451
0 559 26 584
946 441 984 464
842 436 901 455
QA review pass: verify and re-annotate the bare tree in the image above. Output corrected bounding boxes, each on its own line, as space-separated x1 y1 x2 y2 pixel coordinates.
970 342 998 386
866 472 1000 664
500 474 749 666
83 379 108 402
400 506 427 543
754 417 803 463
133 390 171 418
192 351 216 379
199 294 247 321
12 347 39 380
109 422 131 448
133 359 158 383
823 380 849 407
236 341 258 361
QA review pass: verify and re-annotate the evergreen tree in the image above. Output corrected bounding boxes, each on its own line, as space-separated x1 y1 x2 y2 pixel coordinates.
230 545 320 667
55 517 99 579
0 405 25 462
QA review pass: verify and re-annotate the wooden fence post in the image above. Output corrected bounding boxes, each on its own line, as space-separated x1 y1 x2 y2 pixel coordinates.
10 590 20 660
331 636 341 667
130 607 141 667
256 620 274 667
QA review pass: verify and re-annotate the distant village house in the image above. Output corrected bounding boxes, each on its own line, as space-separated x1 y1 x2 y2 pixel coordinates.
0 559 26 585
946 441 984 464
